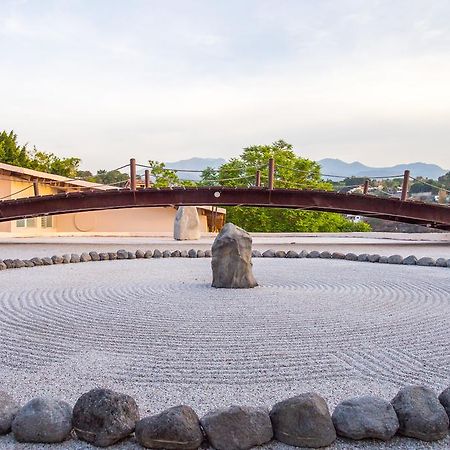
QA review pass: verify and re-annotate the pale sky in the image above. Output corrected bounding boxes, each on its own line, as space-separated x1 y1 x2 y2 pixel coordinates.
1 0 449 171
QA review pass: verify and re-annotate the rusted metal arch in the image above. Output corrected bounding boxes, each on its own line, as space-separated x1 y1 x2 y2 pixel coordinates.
0 187 449 230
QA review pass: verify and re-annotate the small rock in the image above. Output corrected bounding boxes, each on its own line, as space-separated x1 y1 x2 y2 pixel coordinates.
307 250 320 258
153 249 162 258
117 249 128 260
0 392 20 435
72 388 139 447
108 252 118 260
13 259 26 268
345 253 358 261
298 250 308 258
89 251 100 261
180 250 188 257
127 252 136 259
388 254 403 264
286 250 298 258
12 398 72 443
30 257 43 266
417 257 435 266
197 250 205 258
391 385 449 441
3 259 14 269
171 250 181 257
62 254 71 264
332 396 399 441
135 250 145 259
320 251 332 259
136 405 203 449
436 258 447 267
201 405 272 450
70 254 80 263
188 249 197 258
163 250 171 258
438 387 450 421
403 255 417 265
379 255 389 263
23 260 34 268
357 254 369 262
0 261 7 270
270 393 336 448
144 250 153 258
368 254 380 263
52 255 64 264
204 249 212 258
41 257 53 266
80 253 91 262
99 253 109 261
252 250 262 258
262 249 275 257
332 252 345 260
275 250 286 258
447 259 450 268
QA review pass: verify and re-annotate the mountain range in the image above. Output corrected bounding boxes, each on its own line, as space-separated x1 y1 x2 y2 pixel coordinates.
165 157 448 181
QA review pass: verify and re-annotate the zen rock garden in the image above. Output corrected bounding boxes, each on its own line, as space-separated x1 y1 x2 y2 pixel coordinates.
1 385 450 448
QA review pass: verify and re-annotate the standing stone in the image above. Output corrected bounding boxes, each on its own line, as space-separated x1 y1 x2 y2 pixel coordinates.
0 392 20 435
72 388 139 447
136 405 203 449
391 385 449 441
270 393 336 448
12 398 72 443
438 386 450 421
201 405 272 450
211 223 258 289
332 396 399 441
174 206 201 240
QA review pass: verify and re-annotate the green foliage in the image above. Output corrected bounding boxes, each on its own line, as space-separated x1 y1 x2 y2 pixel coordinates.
147 160 195 187
438 171 450 189
93 169 129 186
409 178 439 194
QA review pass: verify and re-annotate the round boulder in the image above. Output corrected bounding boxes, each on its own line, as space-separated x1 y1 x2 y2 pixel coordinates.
388 254 403 264
201 405 272 450
391 385 449 441
0 392 20 435
270 393 336 448
12 398 72 443
72 388 139 447
307 250 320 258
345 253 358 261
332 396 398 441
136 405 203 449
417 257 435 267
403 255 417 265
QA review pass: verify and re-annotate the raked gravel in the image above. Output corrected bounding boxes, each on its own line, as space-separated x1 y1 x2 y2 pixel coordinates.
0 258 449 449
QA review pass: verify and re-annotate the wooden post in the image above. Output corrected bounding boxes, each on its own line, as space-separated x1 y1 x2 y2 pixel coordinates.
130 158 137 191
255 170 261 187
144 169 150 188
363 179 369 195
33 180 40 196
401 170 410 201
268 158 275 190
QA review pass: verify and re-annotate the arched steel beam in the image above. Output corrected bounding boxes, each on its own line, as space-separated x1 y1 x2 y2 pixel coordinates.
0 187 449 230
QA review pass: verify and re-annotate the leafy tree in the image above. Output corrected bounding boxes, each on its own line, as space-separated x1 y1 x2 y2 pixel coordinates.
146 160 197 187
409 178 439 194
93 169 129 186
438 171 450 189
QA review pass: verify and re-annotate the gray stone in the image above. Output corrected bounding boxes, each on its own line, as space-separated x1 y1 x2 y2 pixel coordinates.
447 259 450 268
0 392 20 435
270 393 336 448
171 250 181 257
204 249 212 258
298 250 308 258
0 261 6 270
286 250 298 258
211 223 258 289
197 250 205 258
188 249 197 258
275 250 286 258
108 252 117 260
388 254 403 264
201 405 272 450
345 253 358 261
117 249 128 260
332 252 346 260
144 250 153 258
12 398 72 443
52 255 64 264
80 253 91 262
320 251 332 259
379 255 389 263
70 254 80 263
31 257 43 266
357 254 369 262
368 254 381 263
163 250 171 258
127 252 136 259
391 385 449 441
403 255 417 265
135 250 145 259
99 252 109 261
136 405 203 449
180 250 188 258
438 387 450 421
436 258 447 267
153 249 162 258
307 251 320 258
24 260 34 268
41 257 53 266
174 206 201 240
332 396 399 441
72 388 139 447
262 249 275 257
13 259 26 268
417 257 435 266
252 250 262 258
3 259 14 269
89 251 100 261
62 254 71 263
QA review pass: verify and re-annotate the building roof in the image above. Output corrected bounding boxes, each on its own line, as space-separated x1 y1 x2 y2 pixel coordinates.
0 162 119 191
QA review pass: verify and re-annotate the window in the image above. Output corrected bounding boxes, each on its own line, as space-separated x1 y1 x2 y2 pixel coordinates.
16 219 26 228
41 216 53 228
15 218 37 228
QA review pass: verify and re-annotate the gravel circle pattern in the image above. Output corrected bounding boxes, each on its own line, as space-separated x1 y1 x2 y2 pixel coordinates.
0 259 449 449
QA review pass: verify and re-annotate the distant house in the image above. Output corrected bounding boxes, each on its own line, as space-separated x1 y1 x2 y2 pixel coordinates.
0 162 225 236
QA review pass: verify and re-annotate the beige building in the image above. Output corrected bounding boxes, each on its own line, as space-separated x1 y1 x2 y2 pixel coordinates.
0 162 225 236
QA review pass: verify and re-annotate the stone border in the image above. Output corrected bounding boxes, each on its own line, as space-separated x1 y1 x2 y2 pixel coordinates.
2 384 450 447
0 248 449 271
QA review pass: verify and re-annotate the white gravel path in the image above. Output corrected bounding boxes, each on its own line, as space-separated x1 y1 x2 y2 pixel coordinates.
0 259 449 449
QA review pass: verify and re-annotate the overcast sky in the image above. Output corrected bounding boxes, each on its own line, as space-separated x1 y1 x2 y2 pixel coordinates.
1 0 449 171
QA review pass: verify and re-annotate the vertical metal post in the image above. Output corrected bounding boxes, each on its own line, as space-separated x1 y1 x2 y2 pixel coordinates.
268 158 275 190
363 179 369 195
401 170 410 201
33 180 40 196
145 169 150 188
130 158 137 191
255 170 261 187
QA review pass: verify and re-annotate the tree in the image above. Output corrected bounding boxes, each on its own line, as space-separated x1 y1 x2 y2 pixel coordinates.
202 140 371 232
438 171 450 189
93 169 129 186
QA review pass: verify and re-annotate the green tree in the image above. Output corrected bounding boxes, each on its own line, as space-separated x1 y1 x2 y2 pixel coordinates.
93 169 129 186
438 171 450 189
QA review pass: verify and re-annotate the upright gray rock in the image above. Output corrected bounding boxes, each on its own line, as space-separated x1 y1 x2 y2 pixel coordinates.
270 393 336 448
12 398 72 443
136 405 203 449
174 206 201 240
0 392 20 435
391 385 449 441
211 223 258 289
332 396 399 441
201 405 272 450
72 388 139 447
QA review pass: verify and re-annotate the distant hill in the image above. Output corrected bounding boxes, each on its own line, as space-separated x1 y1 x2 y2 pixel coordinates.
318 158 448 180
165 157 226 180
